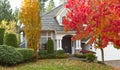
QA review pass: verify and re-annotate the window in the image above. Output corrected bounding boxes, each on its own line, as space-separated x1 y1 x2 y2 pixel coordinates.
40 31 53 44
41 31 46 36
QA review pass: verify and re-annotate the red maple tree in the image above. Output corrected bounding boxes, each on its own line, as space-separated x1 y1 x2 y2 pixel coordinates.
63 0 120 63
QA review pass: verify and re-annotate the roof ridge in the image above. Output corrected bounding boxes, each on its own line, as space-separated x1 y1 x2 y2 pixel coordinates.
41 3 65 17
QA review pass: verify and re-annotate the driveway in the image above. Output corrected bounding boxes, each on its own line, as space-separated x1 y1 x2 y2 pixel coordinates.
105 60 120 70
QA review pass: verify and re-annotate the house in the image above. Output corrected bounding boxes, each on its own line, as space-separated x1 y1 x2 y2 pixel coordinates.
20 4 91 54
20 4 120 61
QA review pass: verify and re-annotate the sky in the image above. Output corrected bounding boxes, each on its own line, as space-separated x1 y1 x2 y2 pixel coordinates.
9 0 60 10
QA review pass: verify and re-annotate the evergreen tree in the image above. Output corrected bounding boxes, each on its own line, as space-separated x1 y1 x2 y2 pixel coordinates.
0 0 13 22
47 38 54 54
13 7 19 22
46 0 55 12
39 0 48 12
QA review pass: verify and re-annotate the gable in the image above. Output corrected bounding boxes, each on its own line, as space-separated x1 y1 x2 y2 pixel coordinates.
56 8 66 26
41 4 66 31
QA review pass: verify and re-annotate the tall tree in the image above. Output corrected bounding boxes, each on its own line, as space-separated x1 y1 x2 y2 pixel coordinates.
45 0 55 12
19 0 41 59
0 0 13 22
63 0 120 63
0 20 18 34
39 0 48 12
13 7 19 22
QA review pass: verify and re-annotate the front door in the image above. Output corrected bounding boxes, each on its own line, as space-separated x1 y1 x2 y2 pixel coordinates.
62 35 72 54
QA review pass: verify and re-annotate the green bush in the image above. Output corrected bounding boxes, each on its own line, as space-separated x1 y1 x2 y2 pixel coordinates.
17 48 34 61
56 50 65 55
0 45 23 65
0 28 5 45
47 39 54 54
74 54 86 58
85 53 96 62
56 54 69 58
38 50 47 55
47 54 56 59
55 50 68 58
38 50 47 59
97 61 103 64
4 33 18 47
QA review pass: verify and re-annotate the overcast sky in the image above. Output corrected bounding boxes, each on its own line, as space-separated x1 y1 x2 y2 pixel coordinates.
9 0 60 10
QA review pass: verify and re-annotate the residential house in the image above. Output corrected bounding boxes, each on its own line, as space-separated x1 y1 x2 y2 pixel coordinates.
20 4 120 61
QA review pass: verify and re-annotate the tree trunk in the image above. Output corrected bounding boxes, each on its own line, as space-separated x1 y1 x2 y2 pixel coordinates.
100 48 104 64
33 51 38 61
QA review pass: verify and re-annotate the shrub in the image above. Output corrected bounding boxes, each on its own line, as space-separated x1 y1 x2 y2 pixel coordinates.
47 38 54 54
0 45 23 65
38 50 47 59
74 54 86 58
56 50 69 58
4 33 18 48
85 53 96 62
97 61 103 64
17 48 34 61
38 50 47 55
56 54 69 58
56 50 65 55
0 28 5 45
80 50 96 54
47 54 56 59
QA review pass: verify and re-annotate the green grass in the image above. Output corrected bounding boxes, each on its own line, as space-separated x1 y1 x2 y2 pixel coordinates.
0 59 115 70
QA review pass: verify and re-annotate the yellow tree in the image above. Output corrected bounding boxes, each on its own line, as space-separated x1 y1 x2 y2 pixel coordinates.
19 0 41 58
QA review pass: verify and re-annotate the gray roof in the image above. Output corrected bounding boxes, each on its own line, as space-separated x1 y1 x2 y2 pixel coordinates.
41 4 65 31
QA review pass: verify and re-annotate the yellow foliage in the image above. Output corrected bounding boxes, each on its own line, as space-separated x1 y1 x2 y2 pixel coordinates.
19 0 41 57
0 20 18 34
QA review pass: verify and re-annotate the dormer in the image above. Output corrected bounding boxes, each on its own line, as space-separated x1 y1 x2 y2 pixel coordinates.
55 8 66 26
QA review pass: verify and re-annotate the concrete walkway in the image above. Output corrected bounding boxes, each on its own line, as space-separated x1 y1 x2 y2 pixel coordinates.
105 60 120 69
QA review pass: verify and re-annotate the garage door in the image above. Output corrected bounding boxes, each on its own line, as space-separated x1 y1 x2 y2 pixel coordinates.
93 44 120 61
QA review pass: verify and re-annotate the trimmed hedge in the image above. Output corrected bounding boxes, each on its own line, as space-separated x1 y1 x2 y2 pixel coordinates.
85 53 96 62
17 48 34 61
0 28 5 45
38 50 47 59
56 50 69 58
0 45 23 65
56 54 69 58
38 50 69 59
4 33 18 48
47 39 54 54
74 54 86 58
56 50 65 55
47 54 56 59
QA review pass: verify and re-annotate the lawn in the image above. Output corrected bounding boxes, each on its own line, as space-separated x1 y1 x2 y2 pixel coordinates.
0 59 115 70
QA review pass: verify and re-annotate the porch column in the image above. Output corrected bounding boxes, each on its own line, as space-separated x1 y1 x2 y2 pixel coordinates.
59 39 62 50
75 40 82 49
20 32 23 42
56 39 62 50
56 39 59 50
78 40 82 50
75 40 82 53
75 40 79 49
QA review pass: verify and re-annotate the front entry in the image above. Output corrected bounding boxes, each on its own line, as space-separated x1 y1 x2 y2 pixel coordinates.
62 35 72 54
